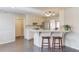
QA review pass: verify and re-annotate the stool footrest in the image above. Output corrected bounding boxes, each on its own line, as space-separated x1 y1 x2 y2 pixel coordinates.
54 43 61 44
53 46 62 47
43 45 48 46
43 43 49 44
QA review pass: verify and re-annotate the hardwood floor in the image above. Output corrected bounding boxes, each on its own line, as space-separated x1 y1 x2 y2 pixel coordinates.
0 37 78 52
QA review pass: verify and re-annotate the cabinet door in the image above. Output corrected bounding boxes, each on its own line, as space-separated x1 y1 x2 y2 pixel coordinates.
25 29 34 40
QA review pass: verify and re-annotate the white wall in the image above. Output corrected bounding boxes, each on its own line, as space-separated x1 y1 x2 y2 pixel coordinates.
64 8 79 50
0 12 20 44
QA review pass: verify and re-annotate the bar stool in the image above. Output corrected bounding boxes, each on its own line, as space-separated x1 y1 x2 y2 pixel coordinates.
40 32 51 51
52 32 63 51
42 36 51 49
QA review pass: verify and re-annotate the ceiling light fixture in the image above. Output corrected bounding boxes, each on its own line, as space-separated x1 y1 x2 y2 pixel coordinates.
44 11 51 17
44 11 56 17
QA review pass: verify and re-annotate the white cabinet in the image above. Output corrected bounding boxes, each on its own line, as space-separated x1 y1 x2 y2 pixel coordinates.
24 27 34 40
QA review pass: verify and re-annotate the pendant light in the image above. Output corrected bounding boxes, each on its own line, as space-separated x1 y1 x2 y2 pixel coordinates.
44 11 52 17
44 10 56 17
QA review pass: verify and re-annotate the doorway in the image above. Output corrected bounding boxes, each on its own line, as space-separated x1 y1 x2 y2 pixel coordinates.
15 17 24 39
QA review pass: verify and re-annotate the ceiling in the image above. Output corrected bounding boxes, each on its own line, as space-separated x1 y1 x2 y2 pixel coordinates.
0 7 64 16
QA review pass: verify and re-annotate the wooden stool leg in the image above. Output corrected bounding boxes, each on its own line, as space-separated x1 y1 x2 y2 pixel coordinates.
53 38 55 49
61 39 63 51
42 39 43 48
48 39 50 49
49 39 50 49
52 38 54 48
59 39 60 49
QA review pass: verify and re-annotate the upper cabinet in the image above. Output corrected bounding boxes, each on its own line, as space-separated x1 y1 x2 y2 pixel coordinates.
25 15 46 25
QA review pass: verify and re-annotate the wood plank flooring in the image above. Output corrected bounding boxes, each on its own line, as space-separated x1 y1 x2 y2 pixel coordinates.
0 37 78 52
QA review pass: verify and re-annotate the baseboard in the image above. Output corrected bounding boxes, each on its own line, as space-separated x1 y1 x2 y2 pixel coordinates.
65 44 79 50
16 36 24 38
0 40 15 44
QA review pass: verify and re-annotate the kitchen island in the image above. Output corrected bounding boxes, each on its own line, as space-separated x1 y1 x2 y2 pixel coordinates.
31 29 69 47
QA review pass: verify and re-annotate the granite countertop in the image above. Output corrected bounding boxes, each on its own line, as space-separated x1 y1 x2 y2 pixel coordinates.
30 29 71 33
30 29 61 32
